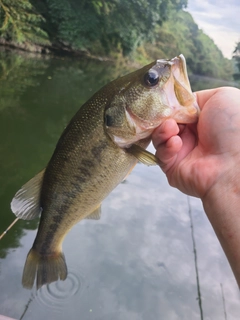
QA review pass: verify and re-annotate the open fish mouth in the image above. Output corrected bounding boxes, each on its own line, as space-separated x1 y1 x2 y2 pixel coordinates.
171 54 192 94
107 54 200 148
156 54 200 124
156 54 193 97
132 54 200 129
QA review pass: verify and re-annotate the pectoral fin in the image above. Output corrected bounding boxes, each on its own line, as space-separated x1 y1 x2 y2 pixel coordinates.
126 144 159 166
11 169 45 220
85 205 101 220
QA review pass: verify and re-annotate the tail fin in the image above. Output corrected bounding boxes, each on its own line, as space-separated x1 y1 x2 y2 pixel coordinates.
22 248 68 290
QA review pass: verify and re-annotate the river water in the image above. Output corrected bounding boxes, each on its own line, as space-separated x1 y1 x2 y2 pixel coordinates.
0 49 239 320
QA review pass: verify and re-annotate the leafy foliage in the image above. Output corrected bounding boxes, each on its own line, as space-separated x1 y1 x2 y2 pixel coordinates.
42 0 187 54
142 10 233 80
0 0 49 46
233 42 240 80
0 0 235 80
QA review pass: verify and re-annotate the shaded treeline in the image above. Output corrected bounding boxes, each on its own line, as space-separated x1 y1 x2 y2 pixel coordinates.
0 0 187 54
0 0 237 80
233 42 240 80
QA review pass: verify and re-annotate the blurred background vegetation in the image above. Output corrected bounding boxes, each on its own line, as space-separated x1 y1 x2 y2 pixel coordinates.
0 0 239 275
0 0 239 81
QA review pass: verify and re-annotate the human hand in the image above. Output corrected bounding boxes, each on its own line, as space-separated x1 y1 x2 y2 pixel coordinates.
152 86 240 287
152 87 240 199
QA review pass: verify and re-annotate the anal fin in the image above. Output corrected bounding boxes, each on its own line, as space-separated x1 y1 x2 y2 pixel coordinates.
85 205 101 220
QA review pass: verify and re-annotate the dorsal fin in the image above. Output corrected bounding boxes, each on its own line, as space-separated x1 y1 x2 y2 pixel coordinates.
10 169 45 220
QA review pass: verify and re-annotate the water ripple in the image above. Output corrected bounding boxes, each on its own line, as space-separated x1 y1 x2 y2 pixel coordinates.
36 268 85 309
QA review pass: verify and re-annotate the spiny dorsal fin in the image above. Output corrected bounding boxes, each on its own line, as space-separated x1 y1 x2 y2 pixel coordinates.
85 205 101 220
11 169 45 220
126 144 159 166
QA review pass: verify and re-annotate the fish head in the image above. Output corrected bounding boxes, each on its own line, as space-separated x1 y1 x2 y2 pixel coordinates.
104 54 199 147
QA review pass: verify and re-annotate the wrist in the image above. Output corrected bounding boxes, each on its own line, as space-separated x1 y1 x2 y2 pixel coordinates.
202 165 240 287
202 162 240 233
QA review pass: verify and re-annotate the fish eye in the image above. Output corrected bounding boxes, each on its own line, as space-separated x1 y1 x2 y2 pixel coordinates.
144 69 159 87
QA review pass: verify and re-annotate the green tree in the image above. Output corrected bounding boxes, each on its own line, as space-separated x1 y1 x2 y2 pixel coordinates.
142 10 232 80
233 41 240 80
0 0 49 47
0 0 234 81
41 0 187 55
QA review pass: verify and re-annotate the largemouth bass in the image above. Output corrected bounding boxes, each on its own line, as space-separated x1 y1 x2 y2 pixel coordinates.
11 54 199 290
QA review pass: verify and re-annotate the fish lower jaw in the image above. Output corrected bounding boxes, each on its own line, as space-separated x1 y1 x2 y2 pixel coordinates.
170 104 199 124
111 128 154 148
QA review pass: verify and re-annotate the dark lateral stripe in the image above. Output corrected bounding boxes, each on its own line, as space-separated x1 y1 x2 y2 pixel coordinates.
79 167 91 177
37 153 103 253
91 140 108 162
81 159 94 168
70 181 82 192
38 203 70 252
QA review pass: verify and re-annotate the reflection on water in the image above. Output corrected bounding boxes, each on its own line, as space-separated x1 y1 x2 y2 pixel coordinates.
187 197 203 320
189 74 239 91
36 268 85 311
0 50 239 320
38 271 83 303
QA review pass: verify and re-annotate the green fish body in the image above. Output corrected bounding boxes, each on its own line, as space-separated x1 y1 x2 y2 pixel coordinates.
11 54 199 289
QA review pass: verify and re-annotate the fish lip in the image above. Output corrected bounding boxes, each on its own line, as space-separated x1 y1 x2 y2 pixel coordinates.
156 54 192 94
171 54 200 116
171 54 191 92
157 54 200 124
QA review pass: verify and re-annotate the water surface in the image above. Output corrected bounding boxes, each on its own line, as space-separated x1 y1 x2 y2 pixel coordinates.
0 50 239 319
